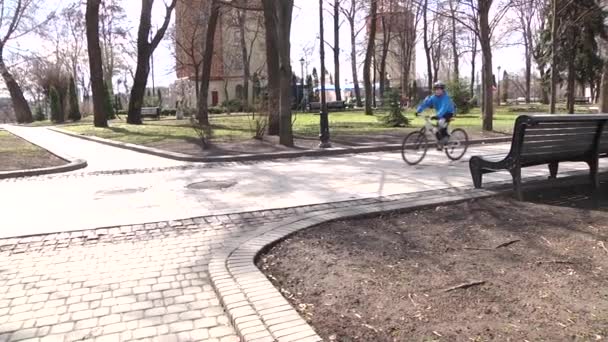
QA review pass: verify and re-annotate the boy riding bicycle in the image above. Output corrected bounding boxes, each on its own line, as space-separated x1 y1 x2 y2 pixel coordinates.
415 81 455 149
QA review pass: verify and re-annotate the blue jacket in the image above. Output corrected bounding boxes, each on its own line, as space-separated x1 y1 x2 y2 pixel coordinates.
417 92 455 118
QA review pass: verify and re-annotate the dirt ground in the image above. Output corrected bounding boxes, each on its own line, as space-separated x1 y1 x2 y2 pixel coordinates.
258 184 608 341
0 130 65 171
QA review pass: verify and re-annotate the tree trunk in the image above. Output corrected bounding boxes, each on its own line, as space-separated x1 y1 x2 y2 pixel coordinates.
197 0 220 126
128 0 176 124
524 20 532 103
423 0 432 91
566 57 575 114
348 3 362 107
539 67 549 104
237 9 250 104
449 0 459 82
600 63 608 112
262 0 280 135
470 36 477 97
379 16 390 99
128 52 150 125
372 53 377 108
479 0 493 131
0 56 32 123
86 0 108 128
363 0 377 115
194 66 201 102
549 0 558 114
277 0 294 146
333 0 342 102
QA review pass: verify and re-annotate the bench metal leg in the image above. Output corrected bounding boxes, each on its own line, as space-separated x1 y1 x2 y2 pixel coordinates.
588 158 600 189
469 163 483 188
510 167 523 201
548 162 559 179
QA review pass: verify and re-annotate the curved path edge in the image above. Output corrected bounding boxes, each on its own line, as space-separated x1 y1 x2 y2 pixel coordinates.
208 186 504 342
50 127 512 163
0 159 87 180
1 126 87 179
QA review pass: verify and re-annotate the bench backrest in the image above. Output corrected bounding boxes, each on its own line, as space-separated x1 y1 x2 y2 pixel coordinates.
141 107 159 115
510 114 608 163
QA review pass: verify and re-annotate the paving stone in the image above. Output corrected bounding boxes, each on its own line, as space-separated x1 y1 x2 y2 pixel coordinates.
133 327 157 339
169 320 194 333
8 328 37 341
50 322 74 334
209 326 235 338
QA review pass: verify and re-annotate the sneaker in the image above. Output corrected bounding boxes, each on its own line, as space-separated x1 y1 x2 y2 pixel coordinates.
436 142 443 151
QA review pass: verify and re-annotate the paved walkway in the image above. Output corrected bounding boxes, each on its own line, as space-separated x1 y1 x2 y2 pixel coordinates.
3 126 185 172
1 126 606 238
1 125 606 342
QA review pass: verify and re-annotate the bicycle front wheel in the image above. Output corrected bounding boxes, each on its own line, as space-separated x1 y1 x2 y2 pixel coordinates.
401 131 428 165
445 128 469 161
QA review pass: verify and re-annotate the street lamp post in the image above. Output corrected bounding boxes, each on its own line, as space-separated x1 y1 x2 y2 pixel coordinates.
497 66 502 107
300 58 306 112
318 0 331 148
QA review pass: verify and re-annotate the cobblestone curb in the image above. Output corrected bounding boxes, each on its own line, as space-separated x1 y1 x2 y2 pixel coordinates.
208 187 503 342
0 127 87 179
50 127 512 163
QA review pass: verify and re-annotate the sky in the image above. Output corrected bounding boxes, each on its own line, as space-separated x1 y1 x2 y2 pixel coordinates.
11 0 528 89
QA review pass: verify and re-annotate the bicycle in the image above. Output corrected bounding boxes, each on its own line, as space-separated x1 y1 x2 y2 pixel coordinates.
401 115 469 165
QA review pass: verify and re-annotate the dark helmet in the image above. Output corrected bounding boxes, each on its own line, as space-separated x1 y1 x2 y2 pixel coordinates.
433 81 446 90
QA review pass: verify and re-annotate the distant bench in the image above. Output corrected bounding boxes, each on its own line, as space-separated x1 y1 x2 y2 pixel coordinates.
469 114 608 199
306 101 346 112
141 107 160 120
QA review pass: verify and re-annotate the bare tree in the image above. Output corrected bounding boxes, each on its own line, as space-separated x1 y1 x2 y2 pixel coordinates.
447 0 460 81
197 0 220 126
276 0 294 146
389 0 421 104
467 31 478 97
86 0 109 127
331 0 342 102
377 0 397 99
170 4 206 102
99 0 127 95
363 0 378 115
340 0 365 107
127 0 177 124
444 0 512 131
430 9 449 83
422 0 433 90
231 2 263 105
262 0 280 135
549 0 558 113
512 0 537 103
0 0 50 123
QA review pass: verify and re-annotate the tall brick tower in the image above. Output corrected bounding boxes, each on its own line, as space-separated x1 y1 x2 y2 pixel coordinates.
173 0 266 106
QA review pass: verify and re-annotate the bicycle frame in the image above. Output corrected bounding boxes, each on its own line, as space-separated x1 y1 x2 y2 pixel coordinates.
419 116 439 140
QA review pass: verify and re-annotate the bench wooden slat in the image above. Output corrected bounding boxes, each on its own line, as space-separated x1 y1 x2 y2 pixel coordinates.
524 132 596 144
522 145 594 155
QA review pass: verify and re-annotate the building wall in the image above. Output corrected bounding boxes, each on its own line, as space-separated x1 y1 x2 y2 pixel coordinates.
174 0 266 107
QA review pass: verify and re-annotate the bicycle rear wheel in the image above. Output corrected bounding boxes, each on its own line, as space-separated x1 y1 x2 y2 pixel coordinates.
401 131 428 165
444 128 469 161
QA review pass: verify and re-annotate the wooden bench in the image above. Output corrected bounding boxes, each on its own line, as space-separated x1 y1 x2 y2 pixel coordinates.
469 114 608 199
306 101 346 112
141 107 160 120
